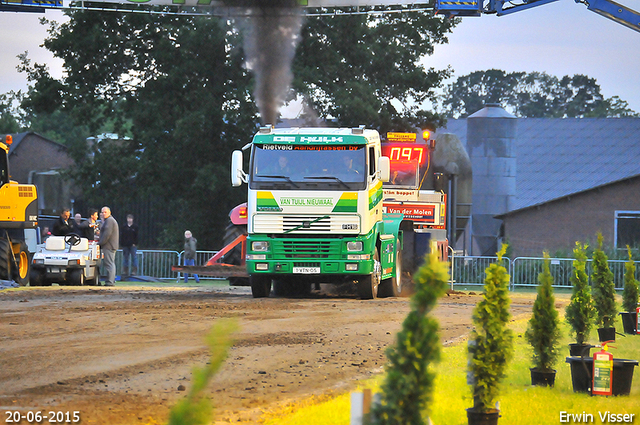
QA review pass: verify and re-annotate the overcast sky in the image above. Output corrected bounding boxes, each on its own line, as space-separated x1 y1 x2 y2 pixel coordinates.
1 2 639 117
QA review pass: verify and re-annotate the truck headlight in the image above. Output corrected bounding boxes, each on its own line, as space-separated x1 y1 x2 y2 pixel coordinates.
68 259 80 266
347 241 363 251
251 241 270 252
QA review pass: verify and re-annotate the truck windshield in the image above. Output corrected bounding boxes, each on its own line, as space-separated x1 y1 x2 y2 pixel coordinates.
250 144 366 190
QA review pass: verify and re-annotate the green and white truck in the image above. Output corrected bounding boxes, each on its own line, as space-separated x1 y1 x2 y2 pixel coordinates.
231 126 408 299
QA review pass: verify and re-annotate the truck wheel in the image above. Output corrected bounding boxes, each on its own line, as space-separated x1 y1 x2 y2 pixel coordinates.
0 239 11 281
357 247 381 300
379 248 402 298
12 241 31 286
223 222 249 286
250 275 271 298
68 269 85 286
30 269 45 286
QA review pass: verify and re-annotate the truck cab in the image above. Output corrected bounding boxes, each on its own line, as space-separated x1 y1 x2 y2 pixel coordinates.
231 126 405 299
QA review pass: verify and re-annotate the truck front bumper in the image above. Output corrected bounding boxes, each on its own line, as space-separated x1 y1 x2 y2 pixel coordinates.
246 234 377 276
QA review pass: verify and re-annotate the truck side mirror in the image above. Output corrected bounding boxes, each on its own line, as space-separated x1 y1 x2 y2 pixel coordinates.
379 156 390 182
231 150 246 187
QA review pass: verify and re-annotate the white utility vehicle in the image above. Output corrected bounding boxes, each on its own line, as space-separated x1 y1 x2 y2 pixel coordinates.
30 233 101 286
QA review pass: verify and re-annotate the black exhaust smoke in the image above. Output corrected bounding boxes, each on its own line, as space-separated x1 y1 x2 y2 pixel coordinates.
226 0 303 125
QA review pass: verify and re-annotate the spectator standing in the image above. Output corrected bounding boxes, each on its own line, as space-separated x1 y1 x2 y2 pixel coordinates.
120 214 139 277
41 226 51 241
78 209 99 241
183 230 200 283
99 206 119 287
52 209 74 236
72 213 83 234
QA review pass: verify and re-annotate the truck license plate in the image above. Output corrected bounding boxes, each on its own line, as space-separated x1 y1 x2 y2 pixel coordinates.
293 267 320 274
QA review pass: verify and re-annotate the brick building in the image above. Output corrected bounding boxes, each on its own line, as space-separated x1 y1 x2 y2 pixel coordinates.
8 132 76 217
442 117 640 257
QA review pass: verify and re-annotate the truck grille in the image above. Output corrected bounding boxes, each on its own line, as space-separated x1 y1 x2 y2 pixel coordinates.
281 241 331 258
253 214 360 234
272 239 341 259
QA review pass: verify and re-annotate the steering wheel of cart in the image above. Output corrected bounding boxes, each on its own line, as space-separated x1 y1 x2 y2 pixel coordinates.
64 233 82 247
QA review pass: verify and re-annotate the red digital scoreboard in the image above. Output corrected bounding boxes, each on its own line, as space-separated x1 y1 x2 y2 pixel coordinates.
382 144 427 165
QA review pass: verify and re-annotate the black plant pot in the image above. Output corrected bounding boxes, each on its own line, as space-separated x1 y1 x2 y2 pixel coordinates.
566 356 639 395
597 327 616 342
569 343 593 357
530 368 556 387
467 408 500 425
620 312 638 335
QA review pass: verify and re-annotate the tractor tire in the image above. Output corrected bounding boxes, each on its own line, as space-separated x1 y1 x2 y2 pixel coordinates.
29 269 46 287
12 241 31 286
0 239 12 281
68 269 85 286
357 246 381 300
378 248 402 298
250 275 272 298
222 222 249 286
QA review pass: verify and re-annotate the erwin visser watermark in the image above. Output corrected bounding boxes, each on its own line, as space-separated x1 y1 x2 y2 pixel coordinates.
560 411 636 423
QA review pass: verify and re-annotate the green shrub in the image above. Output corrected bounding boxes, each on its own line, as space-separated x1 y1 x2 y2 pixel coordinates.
565 242 595 345
592 233 617 328
370 252 449 425
622 246 640 313
525 252 560 371
167 319 238 425
468 244 513 413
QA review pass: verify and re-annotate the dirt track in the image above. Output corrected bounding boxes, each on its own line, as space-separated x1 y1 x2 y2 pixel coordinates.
0 284 538 425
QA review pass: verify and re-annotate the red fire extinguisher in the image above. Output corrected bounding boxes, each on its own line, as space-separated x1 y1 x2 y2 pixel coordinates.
592 341 614 396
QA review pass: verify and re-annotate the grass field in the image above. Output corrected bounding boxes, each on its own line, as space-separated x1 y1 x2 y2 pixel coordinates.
261 308 640 425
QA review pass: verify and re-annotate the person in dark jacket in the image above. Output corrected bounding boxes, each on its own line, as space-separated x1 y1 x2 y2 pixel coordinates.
52 209 74 236
77 209 99 241
120 214 139 277
183 230 200 283
99 206 119 287
72 213 83 234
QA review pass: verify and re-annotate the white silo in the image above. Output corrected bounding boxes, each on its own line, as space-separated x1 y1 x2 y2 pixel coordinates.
467 103 517 255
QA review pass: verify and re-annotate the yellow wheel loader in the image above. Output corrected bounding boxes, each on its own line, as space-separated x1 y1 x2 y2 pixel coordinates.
0 135 38 285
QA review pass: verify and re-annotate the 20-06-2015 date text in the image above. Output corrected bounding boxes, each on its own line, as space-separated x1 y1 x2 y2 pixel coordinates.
4 411 80 424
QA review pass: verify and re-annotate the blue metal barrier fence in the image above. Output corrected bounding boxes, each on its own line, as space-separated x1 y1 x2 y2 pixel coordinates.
450 255 640 290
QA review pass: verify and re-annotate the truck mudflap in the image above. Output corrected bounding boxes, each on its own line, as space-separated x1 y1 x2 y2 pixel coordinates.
381 212 407 243
379 213 405 282
382 212 422 273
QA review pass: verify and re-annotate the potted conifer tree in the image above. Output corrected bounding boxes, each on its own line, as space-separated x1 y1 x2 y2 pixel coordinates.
620 246 639 335
467 245 513 425
565 242 595 357
525 253 560 386
370 252 449 425
592 233 617 342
